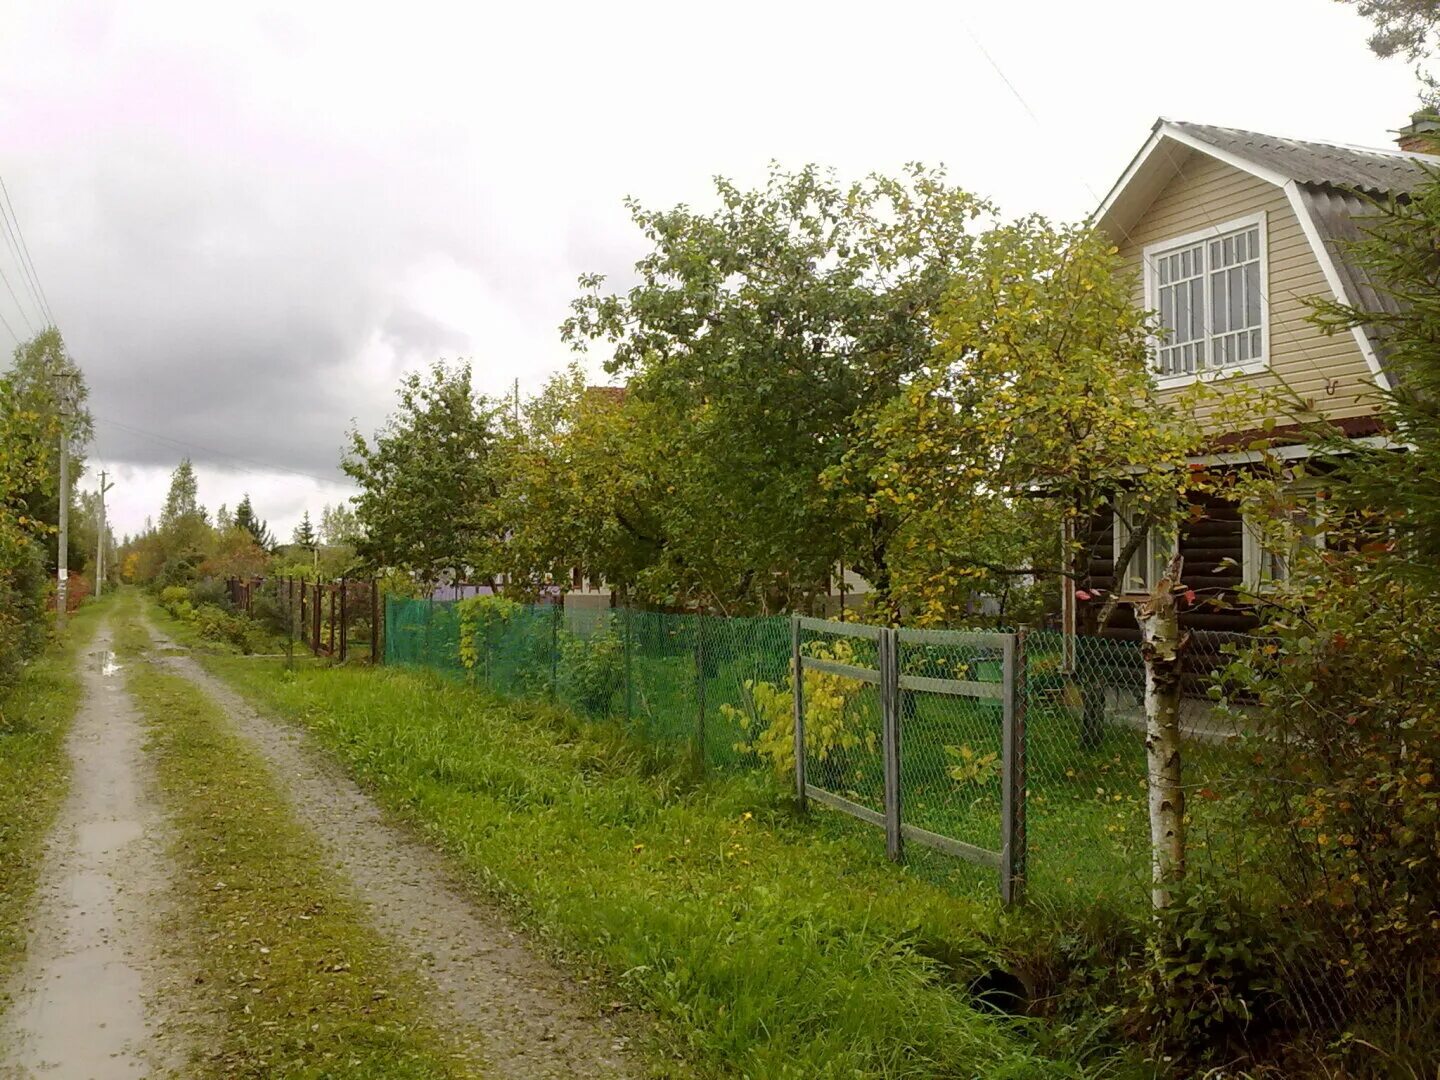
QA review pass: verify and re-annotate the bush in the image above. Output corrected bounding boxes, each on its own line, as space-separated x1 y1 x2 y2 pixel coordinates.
190 603 268 655
1217 550 1440 1054
158 585 192 619
557 626 623 716
0 537 48 697
189 577 231 610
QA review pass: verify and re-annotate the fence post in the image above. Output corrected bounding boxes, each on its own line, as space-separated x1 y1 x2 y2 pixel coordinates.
624 606 633 722
881 628 904 863
313 582 322 658
695 612 706 767
300 580 307 649
339 575 348 662
372 578 381 664
792 615 806 809
1000 629 1028 906
549 601 559 701
328 583 336 656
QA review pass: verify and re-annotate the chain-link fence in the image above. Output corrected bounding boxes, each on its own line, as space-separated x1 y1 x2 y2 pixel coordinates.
380 596 1426 1060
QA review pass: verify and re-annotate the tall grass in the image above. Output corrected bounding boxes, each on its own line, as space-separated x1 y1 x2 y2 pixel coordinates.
198 650 1110 1080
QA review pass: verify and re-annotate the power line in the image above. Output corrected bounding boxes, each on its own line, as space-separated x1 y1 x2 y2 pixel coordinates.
0 301 19 349
0 262 35 337
94 414 346 487
956 16 1349 400
0 174 56 327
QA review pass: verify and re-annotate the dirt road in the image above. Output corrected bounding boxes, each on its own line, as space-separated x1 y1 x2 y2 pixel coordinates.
144 620 636 1080
0 624 187 1079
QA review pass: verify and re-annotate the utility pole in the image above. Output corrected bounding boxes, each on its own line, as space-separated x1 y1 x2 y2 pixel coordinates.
55 383 71 631
95 470 114 598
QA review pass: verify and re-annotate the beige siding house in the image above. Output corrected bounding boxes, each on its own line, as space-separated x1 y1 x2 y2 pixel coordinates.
1072 119 1436 646
1094 119 1436 429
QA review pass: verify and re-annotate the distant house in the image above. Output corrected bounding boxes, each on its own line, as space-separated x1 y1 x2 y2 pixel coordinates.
1071 116 1436 652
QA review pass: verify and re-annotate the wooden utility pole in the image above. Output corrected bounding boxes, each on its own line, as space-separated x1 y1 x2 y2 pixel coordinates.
95 469 113 598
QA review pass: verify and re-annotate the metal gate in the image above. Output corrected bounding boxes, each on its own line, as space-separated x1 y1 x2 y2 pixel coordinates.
792 616 1026 904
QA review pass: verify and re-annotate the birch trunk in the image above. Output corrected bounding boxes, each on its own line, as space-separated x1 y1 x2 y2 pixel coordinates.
1137 553 1187 911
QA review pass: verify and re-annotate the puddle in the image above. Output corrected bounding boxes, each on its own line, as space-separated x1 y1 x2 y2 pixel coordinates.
99 651 123 677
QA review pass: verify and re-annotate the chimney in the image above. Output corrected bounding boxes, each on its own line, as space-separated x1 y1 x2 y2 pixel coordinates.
1396 110 1440 153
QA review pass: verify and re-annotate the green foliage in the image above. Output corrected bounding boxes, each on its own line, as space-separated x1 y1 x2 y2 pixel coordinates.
722 639 877 778
343 361 504 579
232 493 275 550
0 329 86 692
557 626 624 716
292 509 317 550
454 594 521 670
563 164 995 613
157 584 268 654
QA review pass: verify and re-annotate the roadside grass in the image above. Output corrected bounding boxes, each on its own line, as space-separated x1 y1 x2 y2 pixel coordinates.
0 596 108 1014
172 630 1123 1078
115 606 480 1079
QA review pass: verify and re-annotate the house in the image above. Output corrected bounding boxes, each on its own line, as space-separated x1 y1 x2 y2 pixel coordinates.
1069 116 1438 716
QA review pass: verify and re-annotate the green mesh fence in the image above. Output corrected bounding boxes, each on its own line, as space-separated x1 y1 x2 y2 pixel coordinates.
382 598 1280 907
381 596 1418 1049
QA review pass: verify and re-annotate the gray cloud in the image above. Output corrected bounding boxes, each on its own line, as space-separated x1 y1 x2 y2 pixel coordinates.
0 0 1422 539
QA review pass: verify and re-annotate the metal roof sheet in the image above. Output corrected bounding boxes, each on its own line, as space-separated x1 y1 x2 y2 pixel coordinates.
1167 120 1440 194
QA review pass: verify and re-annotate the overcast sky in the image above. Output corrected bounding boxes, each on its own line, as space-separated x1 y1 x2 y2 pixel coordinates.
0 0 1422 541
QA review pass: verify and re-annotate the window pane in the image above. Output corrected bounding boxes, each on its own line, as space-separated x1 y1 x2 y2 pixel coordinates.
1245 263 1260 327
1190 277 1204 340
1211 271 1227 333
1229 267 1244 332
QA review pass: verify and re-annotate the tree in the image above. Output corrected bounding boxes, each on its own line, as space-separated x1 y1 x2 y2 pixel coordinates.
156 459 209 583
1338 0 1440 60
0 346 64 695
5 328 92 578
490 366 661 599
319 502 361 547
292 510 317 550
233 494 276 550
343 361 504 581
564 164 992 614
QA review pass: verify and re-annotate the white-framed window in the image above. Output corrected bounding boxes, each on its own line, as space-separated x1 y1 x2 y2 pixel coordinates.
1243 491 1326 590
1113 495 1177 595
1143 211 1268 385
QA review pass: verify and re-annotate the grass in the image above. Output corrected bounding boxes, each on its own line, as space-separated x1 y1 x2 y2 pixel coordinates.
153 600 1128 1080
113 593 479 1079
0 595 108 1014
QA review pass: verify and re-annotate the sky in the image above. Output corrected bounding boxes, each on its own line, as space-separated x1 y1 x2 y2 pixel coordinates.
0 0 1424 542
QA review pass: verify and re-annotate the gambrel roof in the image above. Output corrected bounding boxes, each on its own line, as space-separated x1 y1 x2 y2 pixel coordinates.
1094 118 1440 392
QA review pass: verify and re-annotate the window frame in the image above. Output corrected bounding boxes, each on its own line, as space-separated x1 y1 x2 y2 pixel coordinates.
1242 484 1327 592
1112 494 1178 596
1142 211 1270 389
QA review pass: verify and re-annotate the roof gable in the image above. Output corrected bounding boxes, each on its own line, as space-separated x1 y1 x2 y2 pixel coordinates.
1095 118 1440 394
1095 118 1440 243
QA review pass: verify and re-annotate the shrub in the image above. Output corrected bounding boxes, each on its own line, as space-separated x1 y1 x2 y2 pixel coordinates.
158 585 193 619
722 638 876 779
1218 552 1440 1032
557 626 623 716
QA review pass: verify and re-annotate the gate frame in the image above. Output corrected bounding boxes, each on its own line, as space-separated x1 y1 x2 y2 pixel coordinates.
793 615 1027 905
